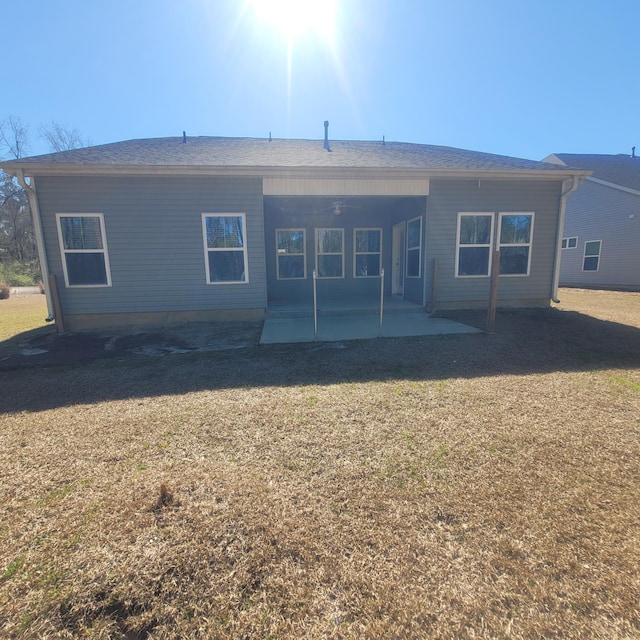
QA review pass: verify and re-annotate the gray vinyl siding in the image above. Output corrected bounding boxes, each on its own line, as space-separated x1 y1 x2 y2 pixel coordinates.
36 176 266 315
425 179 563 307
560 180 640 289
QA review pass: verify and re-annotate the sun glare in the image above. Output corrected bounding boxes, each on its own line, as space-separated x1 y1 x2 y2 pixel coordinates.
251 0 337 41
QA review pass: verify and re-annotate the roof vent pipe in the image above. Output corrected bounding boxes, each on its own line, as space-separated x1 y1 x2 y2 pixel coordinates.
182 131 187 144
323 120 331 151
632 146 636 159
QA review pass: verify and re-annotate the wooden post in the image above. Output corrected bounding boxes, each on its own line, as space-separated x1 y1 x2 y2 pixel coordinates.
312 270 318 341
48 274 65 334
379 268 384 337
486 250 500 333
430 258 438 313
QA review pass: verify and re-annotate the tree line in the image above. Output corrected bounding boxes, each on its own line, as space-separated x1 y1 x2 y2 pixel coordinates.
0 116 90 284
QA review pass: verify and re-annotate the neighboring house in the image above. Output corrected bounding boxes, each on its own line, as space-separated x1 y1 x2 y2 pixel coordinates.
544 152 640 291
1 130 587 331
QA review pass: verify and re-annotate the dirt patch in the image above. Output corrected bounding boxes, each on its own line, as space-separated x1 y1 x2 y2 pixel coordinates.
0 321 263 370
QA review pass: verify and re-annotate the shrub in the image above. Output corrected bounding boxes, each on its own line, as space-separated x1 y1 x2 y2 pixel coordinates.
0 282 10 299
0 260 41 287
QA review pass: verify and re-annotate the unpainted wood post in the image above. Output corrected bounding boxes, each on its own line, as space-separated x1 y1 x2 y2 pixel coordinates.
430 258 438 313
48 274 65 335
379 267 384 337
486 250 500 333
312 270 318 341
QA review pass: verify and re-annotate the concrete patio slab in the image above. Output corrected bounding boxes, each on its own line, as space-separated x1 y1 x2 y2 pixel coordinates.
260 312 481 344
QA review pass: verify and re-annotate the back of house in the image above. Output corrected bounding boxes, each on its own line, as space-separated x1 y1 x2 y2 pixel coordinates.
1 131 587 331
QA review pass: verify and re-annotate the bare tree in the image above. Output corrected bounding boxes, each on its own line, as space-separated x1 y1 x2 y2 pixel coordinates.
0 116 36 267
0 115 30 159
39 121 91 152
0 172 34 262
0 116 91 280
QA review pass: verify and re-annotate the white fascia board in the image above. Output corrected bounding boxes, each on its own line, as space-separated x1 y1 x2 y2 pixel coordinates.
586 176 640 197
1 163 590 182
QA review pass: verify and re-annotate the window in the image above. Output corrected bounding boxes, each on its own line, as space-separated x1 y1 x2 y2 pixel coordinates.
276 229 306 279
562 236 578 249
56 214 111 287
456 213 494 277
498 213 534 276
406 217 422 278
202 214 248 283
354 228 382 277
583 240 601 271
315 228 344 278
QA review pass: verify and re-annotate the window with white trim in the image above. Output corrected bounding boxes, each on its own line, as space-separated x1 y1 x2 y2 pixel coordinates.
498 213 534 276
56 214 111 287
583 240 601 271
562 236 578 249
276 229 306 279
456 213 494 277
315 228 344 278
406 217 422 278
202 214 248 283
354 228 382 277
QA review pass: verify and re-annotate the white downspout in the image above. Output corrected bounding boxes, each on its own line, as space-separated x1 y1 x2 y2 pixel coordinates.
551 175 580 304
16 169 55 321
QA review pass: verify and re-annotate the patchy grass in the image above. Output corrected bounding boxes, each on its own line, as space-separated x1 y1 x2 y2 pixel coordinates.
0 290 639 639
0 292 49 345
554 287 640 326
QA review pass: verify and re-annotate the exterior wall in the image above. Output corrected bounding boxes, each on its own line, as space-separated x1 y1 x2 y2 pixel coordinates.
560 180 640 290
263 196 427 307
425 179 563 309
36 175 267 326
33 173 567 328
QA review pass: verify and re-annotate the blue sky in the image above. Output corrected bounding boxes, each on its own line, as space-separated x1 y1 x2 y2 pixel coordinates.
3 0 640 160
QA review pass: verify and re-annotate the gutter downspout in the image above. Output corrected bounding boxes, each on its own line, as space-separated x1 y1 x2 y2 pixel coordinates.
551 175 580 304
16 169 55 321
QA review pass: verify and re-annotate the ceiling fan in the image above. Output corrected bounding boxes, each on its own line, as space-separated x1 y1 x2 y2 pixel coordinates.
321 200 362 216
267 199 362 216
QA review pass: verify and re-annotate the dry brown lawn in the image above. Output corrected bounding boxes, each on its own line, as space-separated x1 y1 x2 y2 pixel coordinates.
0 292 48 346
1 289 639 639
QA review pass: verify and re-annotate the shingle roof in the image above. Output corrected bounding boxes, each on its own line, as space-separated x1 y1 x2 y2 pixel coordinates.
2 136 577 175
549 153 640 191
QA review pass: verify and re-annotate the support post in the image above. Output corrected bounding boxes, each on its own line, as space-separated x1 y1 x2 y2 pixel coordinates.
312 270 318 340
48 274 65 335
486 250 500 333
379 268 385 337
430 258 438 313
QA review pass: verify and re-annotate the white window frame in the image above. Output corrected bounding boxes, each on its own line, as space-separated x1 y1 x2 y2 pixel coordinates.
202 213 249 284
498 212 535 277
56 213 112 288
315 228 344 279
455 212 494 278
582 240 602 272
353 228 382 278
406 216 422 278
562 236 578 249
276 228 306 280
